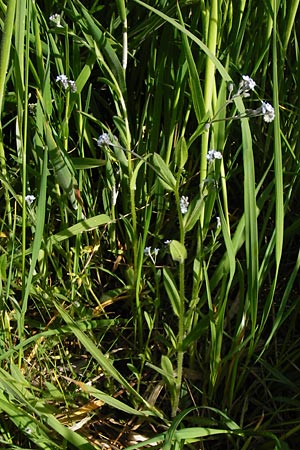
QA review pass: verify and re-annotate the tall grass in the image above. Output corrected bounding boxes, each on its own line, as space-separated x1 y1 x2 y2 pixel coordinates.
0 0 300 449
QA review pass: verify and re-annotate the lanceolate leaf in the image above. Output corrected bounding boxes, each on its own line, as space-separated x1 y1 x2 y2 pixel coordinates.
48 213 111 245
152 153 176 191
44 122 78 209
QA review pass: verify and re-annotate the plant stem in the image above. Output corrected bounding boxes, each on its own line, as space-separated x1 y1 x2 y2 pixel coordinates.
172 190 186 417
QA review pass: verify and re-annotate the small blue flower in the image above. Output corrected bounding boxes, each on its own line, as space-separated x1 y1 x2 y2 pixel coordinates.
97 133 112 147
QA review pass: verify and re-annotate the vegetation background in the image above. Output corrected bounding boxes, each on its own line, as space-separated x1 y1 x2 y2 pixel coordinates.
0 0 300 448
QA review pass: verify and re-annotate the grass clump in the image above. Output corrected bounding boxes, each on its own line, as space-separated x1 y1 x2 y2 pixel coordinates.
0 0 300 449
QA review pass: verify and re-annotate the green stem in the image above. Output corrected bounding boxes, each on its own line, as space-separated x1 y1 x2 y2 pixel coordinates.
200 0 218 223
0 0 17 227
172 189 186 417
21 0 31 312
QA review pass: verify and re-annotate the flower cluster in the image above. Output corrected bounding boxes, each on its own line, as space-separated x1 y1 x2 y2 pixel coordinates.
236 75 256 98
246 101 275 123
28 103 37 115
49 14 63 28
206 74 275 130
236 75 275 123
144 246 160 264
206 149 223 162
225 75 275 123
56 75 77 93
97 133 112 147
258 101 275 123
68 80 77 93
180 196 189 214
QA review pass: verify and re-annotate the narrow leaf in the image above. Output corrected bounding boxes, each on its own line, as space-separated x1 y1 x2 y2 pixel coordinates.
163 267 180 317
48 214 111 245
152 153 176 191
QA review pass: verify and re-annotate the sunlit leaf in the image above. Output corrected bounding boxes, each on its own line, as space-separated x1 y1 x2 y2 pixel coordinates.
170 240 187 263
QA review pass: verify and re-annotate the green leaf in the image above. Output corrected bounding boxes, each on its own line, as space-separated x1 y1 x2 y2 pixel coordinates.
177 6 205 122
162 407 199 450
44 122 78 209
72 157 106 169
170 240 187 263
161 355 176 393
174 136 188 170
163 267 180 317
48 214 111 245
152 154 176 191
183 197 203 233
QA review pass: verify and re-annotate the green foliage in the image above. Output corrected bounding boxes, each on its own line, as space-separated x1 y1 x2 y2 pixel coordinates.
0 0 300 449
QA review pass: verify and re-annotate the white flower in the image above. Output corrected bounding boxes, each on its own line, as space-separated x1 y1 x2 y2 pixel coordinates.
237 75 256 97
180 196 189 214
25 195 36 206
68 80 77 93
246 101 275 123
28 103 37 115
97 133 112 147
144 246 159 264
260 101 275 122
206 149 223 162
49 14 63 28
144 246 151 256
241 75 256 91
56 75 77 92
216 216 221 228
56 74 69 89
164 240 172 245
